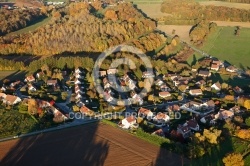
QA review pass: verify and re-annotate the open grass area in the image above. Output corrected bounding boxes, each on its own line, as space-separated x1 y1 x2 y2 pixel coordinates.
191 136 250 166
201 26 250 69
7 17 51 36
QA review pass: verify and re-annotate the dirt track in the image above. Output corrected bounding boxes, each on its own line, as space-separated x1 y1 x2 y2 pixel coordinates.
0 122 188 166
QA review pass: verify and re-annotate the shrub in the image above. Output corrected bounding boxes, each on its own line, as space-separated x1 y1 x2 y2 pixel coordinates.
223 153 244 166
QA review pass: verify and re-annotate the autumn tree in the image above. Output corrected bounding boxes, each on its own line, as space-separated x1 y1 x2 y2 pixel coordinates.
243 99 250 110
105 9 118 21
203 128 221 144
28 99 38 115
72 105 79 112
223 153 244 166
148 95 154 102
237 129 250 140
138 81 144 88
237 97 245 106
61 92 68 101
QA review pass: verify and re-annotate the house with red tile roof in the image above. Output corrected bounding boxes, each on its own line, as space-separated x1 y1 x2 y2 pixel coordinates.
119 116 137 129
80 105 94 116
159 91 171 98
153 112 170 124
3 95 21 105
226 66 237 73
138 107 153 119
0 93 6 99
198 70 211 77
167 105 180 112
211 82 221 91
189 89 203 96
25 75 35 82
215 109 234 120
210 63 220 71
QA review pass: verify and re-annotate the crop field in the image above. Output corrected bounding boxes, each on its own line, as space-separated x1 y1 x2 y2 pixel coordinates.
201 26 250 69
0 123 187 166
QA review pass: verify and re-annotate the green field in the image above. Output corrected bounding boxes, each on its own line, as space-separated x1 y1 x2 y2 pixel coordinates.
201 26 250 69
7 17 51 36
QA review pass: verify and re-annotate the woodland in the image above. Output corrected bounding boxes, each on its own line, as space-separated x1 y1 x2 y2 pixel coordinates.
0 2 163 56
0 9 46 36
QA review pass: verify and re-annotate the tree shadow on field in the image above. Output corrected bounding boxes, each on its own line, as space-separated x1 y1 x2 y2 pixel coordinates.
0 70 28 85
0 122 109 166
0 54 41 66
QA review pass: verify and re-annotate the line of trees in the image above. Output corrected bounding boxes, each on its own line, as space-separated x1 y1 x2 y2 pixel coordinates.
161 0 250 25
0 58 25 70
27 56 95 72
211 0 250 4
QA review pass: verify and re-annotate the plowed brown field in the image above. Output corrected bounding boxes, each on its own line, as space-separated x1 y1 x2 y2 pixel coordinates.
0 122 188 166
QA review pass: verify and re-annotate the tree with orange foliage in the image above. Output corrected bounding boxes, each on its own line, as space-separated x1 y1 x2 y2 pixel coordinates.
105 9 118 21
244 99 250 110
237 129 250 140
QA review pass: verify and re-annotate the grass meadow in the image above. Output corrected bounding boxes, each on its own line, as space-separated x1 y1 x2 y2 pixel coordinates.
201 26 250 69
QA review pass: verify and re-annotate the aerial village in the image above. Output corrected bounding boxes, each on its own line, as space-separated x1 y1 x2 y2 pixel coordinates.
1 54 250 143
